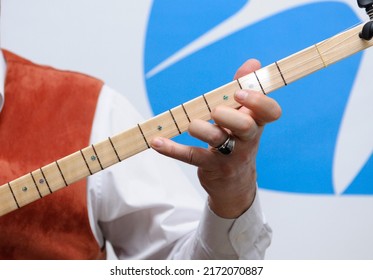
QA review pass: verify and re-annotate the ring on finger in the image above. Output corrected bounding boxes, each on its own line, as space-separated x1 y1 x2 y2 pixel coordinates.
214 135 235 155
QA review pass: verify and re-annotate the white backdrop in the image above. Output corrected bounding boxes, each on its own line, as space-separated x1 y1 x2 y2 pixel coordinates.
1 0 372 259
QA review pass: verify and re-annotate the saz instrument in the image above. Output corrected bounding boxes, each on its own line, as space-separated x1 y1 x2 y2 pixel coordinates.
1 5 373 217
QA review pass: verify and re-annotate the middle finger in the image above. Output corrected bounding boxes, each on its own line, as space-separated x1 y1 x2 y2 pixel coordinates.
188 119 229 148
211 106 259 141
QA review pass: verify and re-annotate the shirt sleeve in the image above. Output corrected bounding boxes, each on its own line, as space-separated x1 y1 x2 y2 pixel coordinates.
86 85 272 259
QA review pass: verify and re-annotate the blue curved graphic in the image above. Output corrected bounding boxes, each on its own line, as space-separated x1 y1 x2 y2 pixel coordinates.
144 1 372 195
145 0 249 72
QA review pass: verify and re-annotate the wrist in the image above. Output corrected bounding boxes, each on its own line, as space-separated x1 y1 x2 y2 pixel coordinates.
208 187 256 219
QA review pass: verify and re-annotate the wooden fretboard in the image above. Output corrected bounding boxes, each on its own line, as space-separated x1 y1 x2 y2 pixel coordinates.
1 23 373 217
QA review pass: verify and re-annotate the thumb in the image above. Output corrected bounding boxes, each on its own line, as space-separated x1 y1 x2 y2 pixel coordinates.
151 137 208 167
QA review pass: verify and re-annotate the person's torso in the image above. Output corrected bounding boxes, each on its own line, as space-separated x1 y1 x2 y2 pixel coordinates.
0 50 105 259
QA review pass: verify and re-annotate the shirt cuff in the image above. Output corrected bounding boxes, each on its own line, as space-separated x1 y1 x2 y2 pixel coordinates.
229 192 272 259
197 192 272 259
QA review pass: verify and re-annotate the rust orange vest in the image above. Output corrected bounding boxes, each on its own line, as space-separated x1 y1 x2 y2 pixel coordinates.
0 50 105 259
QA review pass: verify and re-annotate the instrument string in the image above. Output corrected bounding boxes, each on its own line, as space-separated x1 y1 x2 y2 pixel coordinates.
5 22 371 193
93 22 369 165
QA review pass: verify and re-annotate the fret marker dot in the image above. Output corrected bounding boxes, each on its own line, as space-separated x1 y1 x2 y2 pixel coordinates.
157 125 163 131
22 186 28 192
91 155 96 161
39 179 45 184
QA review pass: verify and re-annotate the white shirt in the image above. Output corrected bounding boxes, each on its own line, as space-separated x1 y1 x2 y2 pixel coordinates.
0 51 272 259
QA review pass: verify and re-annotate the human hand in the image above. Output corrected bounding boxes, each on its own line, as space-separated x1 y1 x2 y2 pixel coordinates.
151 59 281 218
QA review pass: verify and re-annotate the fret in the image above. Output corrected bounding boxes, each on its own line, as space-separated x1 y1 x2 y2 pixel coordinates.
168 110 182 134
203 81 241 110
91 144 104 170
238 72 262 92
255 63 287 93
182 96 213 122
317 24 372 65
7 174 43 207
31 169 53 195
55 161 68 187
0 183 19 214
181 104 191 123
139 111 180 141
137 124 150 148
41 163 68 192
56 151 92 185
80 146 103 174
91 139 121 169
254 71 266 94
277 45 324 85
108 137 121 162
315 44 328 67
275 61 287 86
7 183 20 208
80 150 93 175
109 126 149 161
39 168 53 194
202 94 211 112
170 106 191 133
29 173 43 198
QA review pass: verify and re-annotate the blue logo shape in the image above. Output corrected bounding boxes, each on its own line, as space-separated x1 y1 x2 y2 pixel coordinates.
144 1 372 195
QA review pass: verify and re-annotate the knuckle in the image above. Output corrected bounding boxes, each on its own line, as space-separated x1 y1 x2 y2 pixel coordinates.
240 115 255 132
168 143 177 157
248 91 262 108
210 106 223 119
209 129 225 147
187 148 196 165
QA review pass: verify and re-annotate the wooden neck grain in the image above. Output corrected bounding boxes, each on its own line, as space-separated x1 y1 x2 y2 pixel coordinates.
1 22 373 217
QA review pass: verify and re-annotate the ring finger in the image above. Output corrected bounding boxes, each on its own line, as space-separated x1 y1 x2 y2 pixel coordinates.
188 119 229 148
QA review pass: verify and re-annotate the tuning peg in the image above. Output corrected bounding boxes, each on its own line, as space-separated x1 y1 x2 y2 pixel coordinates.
358 0 373 40
358 0 373 10
359 21 373 40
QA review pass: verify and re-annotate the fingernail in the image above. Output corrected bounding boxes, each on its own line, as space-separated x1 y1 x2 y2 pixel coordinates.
151 138 164 148
235 90 248 101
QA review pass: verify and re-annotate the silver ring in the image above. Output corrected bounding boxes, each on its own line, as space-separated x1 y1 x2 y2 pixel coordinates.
215 135 235 155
